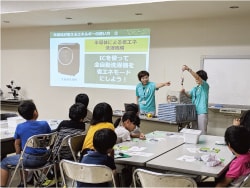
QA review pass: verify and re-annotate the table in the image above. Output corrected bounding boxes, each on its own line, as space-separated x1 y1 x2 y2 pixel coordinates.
113 112 192 134
146 134 235 178
114 131 184 187
115 131 184 167
0 119 60 160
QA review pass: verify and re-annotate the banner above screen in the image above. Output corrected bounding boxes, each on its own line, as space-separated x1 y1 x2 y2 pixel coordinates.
50 28 150 90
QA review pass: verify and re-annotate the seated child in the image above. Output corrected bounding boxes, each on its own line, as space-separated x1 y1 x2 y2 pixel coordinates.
0 101 51 187
75 93 93 123
54 103 87 160
82 102 114 153
216 125 250 187
114 103 145 139
115 111 137 143
42 103 87 186
77 128 117 187
198 125 250 187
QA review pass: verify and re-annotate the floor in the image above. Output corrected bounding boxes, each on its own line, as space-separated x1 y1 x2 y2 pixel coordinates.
8 169 214 187
8 171 22 187
8 170 72 187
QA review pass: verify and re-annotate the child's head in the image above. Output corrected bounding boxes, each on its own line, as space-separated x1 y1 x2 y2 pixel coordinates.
196 70 208 81
121 111 137 132
69 103 87 122
91 102 113 125
240 110 250 132
125 103 139 115
225 125 250 154
93 128 117 154
75 93 89 108
18 101 38 120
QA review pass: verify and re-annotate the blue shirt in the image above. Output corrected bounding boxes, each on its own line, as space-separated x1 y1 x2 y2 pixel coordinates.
189 80 209 114
14 120 51 154
136 81 157 114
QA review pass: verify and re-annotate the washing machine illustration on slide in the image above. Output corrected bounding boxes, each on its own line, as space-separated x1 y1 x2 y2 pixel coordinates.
58 43 80 75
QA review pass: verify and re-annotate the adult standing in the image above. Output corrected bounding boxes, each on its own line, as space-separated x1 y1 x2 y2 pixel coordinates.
181 65 209 134
136 70 171 116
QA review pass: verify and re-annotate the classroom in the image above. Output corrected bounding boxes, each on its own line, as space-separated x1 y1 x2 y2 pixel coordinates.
1 1 250 187
2 1 250 136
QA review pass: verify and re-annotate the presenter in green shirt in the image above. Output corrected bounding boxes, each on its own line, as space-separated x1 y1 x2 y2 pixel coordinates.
181 65 209 135
136 70 171 116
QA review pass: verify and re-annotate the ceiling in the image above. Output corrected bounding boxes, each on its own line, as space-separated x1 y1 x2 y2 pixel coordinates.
1 1 250 29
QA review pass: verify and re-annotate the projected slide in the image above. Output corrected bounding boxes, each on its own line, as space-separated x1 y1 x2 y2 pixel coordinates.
50 28 150 89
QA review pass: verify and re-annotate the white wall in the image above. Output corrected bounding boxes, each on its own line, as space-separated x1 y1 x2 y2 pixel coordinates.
1 16 250 135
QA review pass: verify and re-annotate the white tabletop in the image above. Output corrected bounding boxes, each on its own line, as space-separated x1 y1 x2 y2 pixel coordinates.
115 131 184 166
113 111 190 125
146 134 235 178
0 119 60 141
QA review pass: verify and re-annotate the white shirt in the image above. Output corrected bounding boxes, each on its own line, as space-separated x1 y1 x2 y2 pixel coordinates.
115 125 131 143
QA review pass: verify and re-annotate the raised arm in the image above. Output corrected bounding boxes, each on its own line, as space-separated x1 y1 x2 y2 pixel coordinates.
156 81 171 89
182 65 202 84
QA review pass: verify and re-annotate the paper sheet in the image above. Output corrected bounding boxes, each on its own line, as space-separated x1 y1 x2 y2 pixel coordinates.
128 146 146 152
177 155 196 162
128 152 154 157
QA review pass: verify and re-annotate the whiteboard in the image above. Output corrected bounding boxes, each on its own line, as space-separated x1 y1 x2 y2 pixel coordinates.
202 56 250 108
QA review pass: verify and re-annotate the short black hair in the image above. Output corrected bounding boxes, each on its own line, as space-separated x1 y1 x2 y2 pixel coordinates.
75 93 89 107
69 103 87 121
137 70 149 81
196 70 208 81
93 128 117 154
121 111 137 124
18 101 37 120
125 103 139 114
240 110 250 132
91 102 113 125
114 111 139 128
224 125 250 154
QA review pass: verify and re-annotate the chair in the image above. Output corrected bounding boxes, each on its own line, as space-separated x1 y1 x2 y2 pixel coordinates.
240 173 250 187
84 120 91 132
133 168 197 187
59 159 116 188
68 133 86 162
8 132 58 187
54 134 73 161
